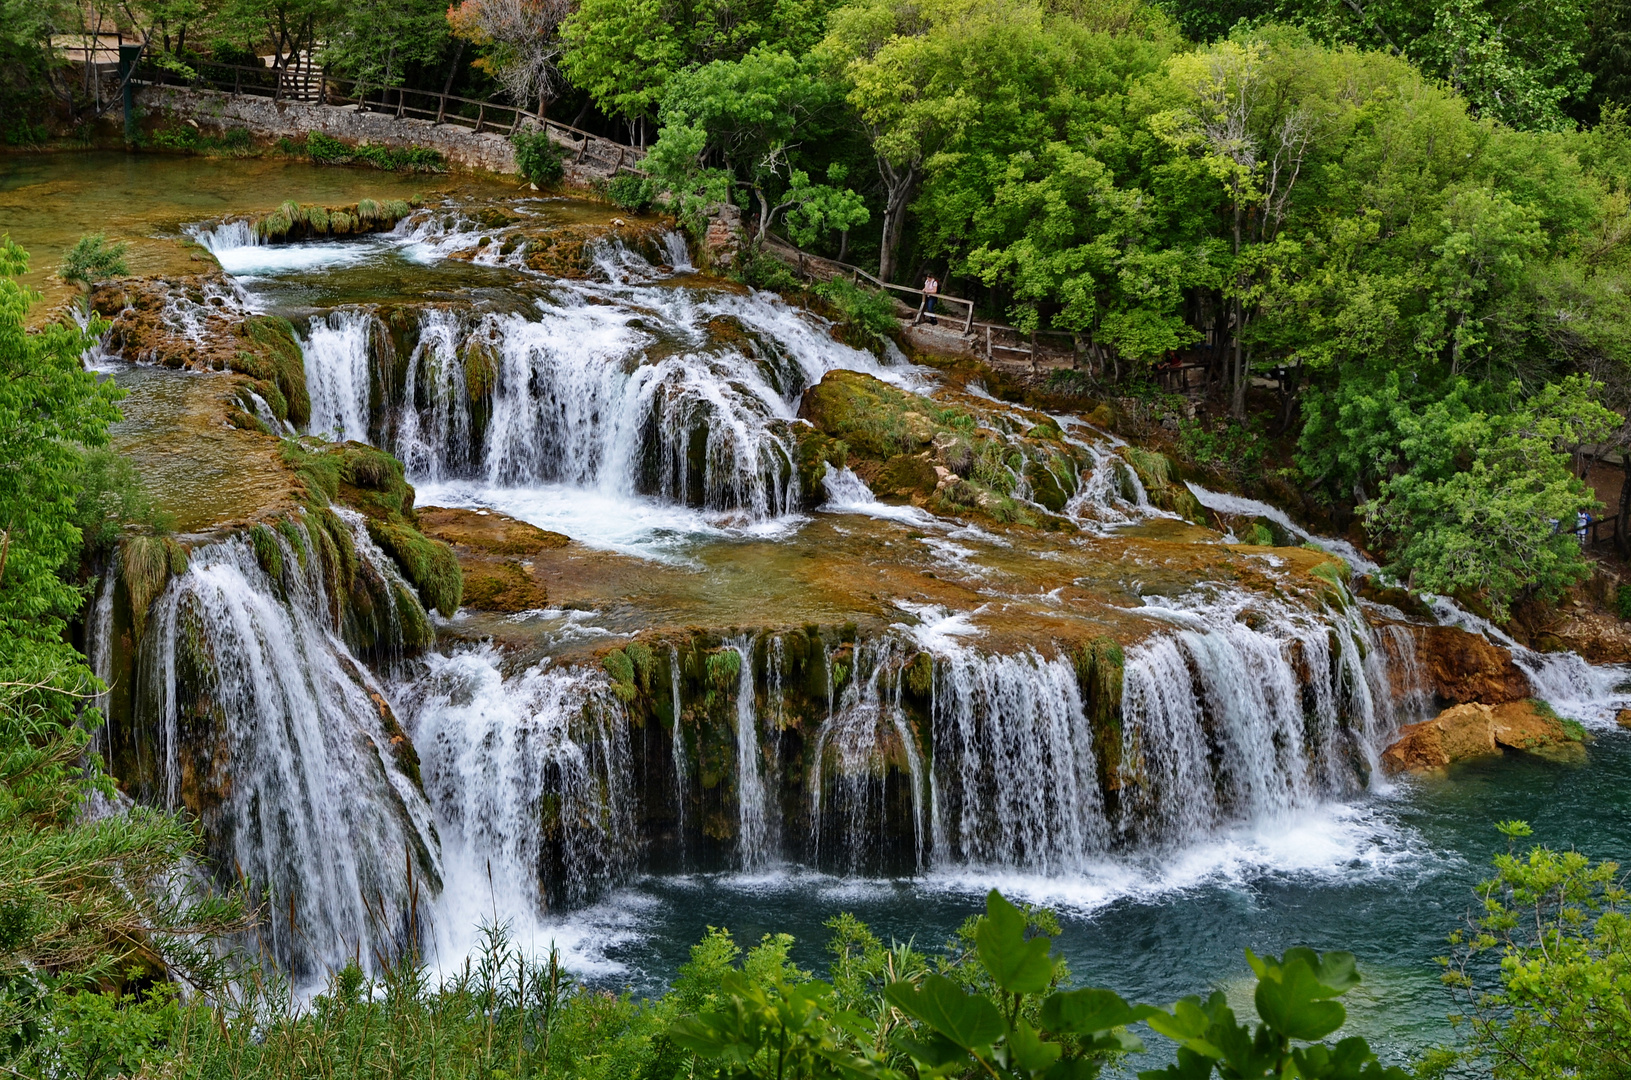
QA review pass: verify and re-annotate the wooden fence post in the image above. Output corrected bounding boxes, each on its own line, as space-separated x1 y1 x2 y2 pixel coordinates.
435 92 446 125
474 104 484 133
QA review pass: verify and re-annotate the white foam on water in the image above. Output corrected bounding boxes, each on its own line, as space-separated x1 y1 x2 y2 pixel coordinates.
411 479 805 561
919 798 1436 915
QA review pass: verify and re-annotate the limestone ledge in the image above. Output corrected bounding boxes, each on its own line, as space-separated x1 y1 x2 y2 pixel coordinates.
1382 700 1586 773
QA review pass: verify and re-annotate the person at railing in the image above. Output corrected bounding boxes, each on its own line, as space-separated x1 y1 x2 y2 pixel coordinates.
922 274 940 325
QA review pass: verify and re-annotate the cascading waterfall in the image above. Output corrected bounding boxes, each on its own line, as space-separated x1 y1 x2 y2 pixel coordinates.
87 561 117 756
391 307 474 482
399 649 635 928
302 310 376 443
291 251 910 519
731 636 776 869
134 524 441 979
928 648 1108 873
807 640 928 875
669 647 688 861
1115 590 1402 846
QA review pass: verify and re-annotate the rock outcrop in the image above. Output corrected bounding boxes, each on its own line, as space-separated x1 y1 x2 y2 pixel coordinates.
416 506 566 613
1411 625 1531 705
1382 700 1584 772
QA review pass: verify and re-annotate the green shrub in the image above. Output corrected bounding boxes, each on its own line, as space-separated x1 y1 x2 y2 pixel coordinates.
606 173 655 211
731 247 799 291
512 128 565 185
303 130 349 164
813 276 899 339
1177 416 1267 486
1617 583 1631 620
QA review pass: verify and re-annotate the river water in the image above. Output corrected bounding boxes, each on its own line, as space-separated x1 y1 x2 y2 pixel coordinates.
10 154 1630 1067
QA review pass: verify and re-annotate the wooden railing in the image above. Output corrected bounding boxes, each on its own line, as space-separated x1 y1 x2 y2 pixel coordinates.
134 59 646 174
774 240 1088 367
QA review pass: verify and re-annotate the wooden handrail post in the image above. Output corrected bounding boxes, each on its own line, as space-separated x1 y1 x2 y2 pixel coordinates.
435 91 446 125
961 298 974 334
474 103 484 133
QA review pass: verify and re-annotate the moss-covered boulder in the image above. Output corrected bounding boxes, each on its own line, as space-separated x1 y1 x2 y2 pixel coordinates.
416 506 567 613
252 197 417 243
280 439 464 621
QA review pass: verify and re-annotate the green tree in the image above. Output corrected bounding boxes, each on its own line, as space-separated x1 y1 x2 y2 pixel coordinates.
1433 823 1631 1080
0 237 242 1070
647 47 866 245
58 233 128 314
562 0 840 140
1346 375 1617 616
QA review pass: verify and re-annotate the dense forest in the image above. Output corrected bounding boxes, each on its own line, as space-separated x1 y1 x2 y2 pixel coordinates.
3 0 1631 1076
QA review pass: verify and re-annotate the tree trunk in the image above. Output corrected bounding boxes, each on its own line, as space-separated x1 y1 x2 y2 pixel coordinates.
441 39 465 98
877 160 916 284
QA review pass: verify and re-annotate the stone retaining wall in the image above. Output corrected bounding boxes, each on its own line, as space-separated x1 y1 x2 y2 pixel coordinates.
135 85 627 184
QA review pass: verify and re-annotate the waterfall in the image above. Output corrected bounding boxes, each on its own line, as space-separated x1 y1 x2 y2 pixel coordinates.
731 636 775 869
807 640 928 875
662 231 694 272
189 219 260 254
1115 590 1397 846
1425 596 1631 724
398 649 635 934
136 525 441 979
669 647 688 863
392 307 473 482
929 648 1108 873
87 561 117 757
294 280 911 520
302 310 376 443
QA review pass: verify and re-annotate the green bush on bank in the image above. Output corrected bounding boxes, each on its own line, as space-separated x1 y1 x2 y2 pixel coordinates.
512 128 566 186
279 130 446 173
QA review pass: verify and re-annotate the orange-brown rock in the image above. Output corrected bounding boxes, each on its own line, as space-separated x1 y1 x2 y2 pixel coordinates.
417 507 568 613
1382 704 1500 772
1383 700 1579 772
1617 708 1631 730
1413 625 1530 704
1490 700 1572 751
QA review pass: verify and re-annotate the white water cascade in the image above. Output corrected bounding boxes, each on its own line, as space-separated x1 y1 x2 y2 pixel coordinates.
135 525 441 978
731 636 777 869
929 648 1109 873
807 640 929 875
290 254 915 519
302 309 377 443
397 649 635 943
